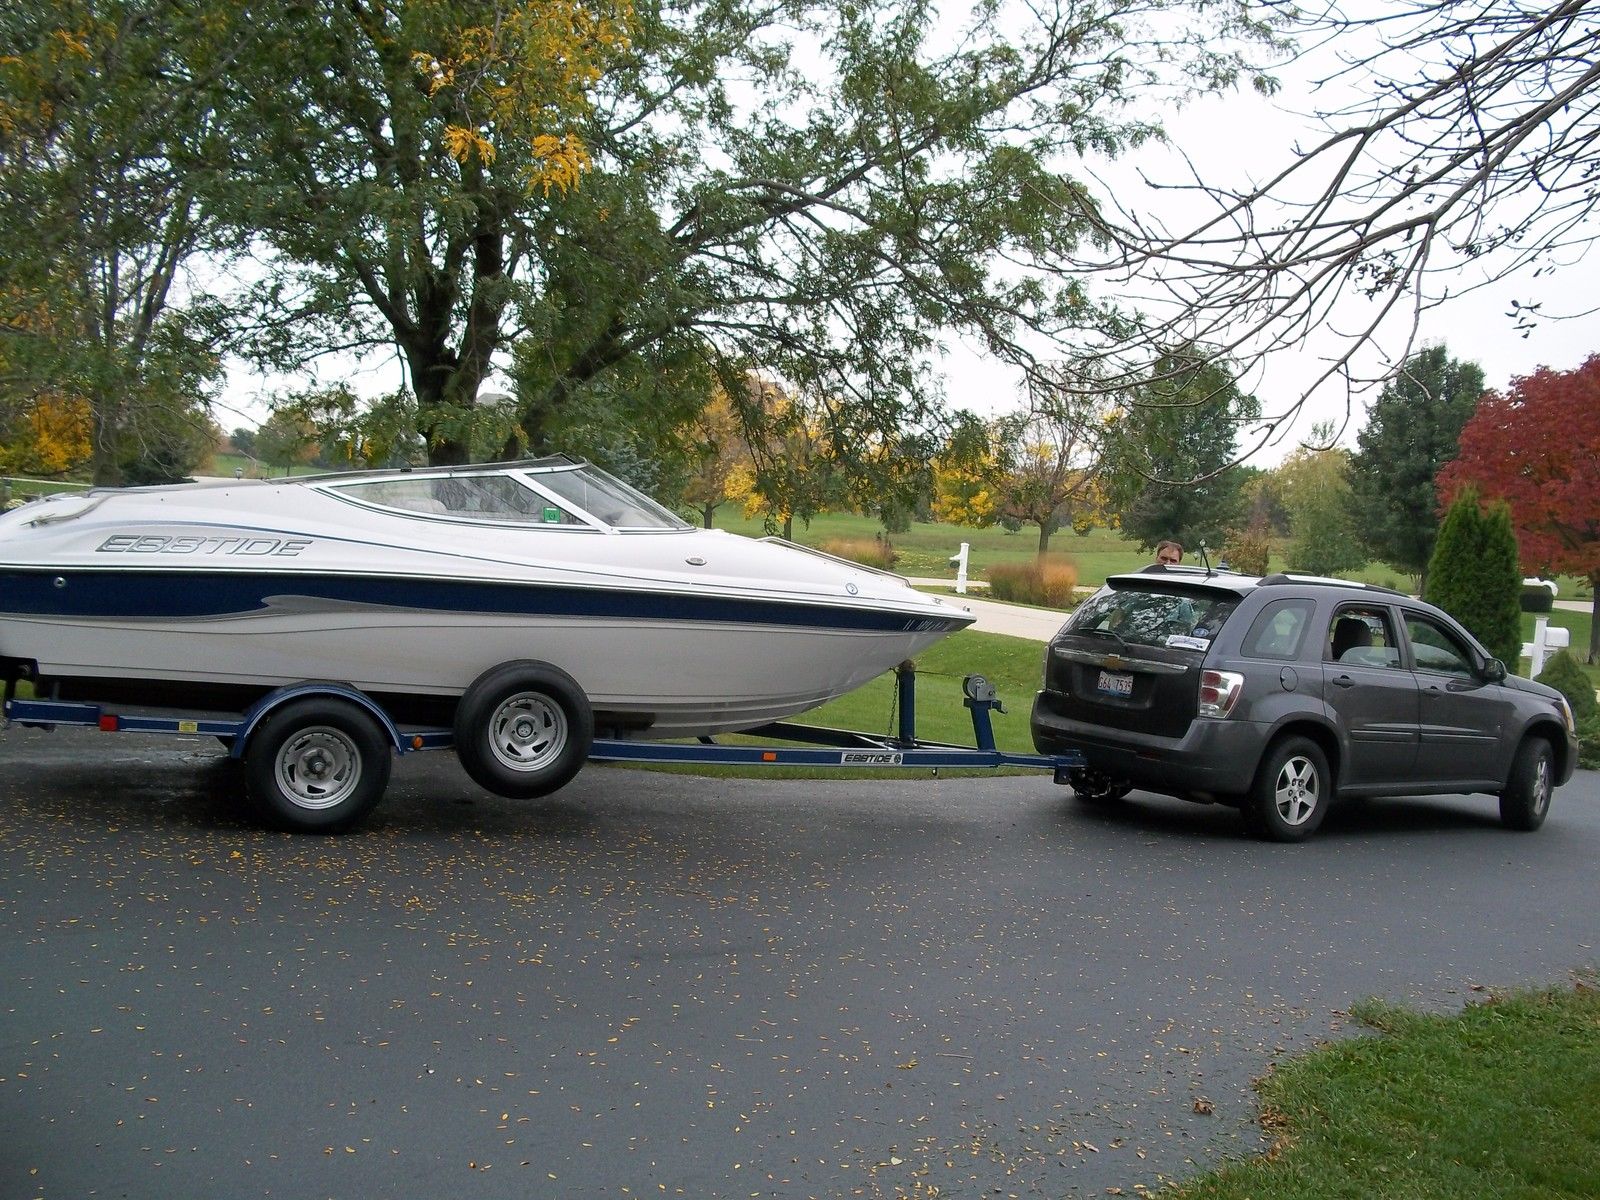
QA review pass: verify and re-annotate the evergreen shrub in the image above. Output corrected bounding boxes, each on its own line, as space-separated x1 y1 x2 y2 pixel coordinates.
988 556 1079 608
1534 651 1600 770
1425 488 1523 667
1535 650 1597 720
1579 716 1600 771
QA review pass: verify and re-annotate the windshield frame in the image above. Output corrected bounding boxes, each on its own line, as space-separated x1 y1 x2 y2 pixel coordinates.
316 462 692 532
521 462 691 531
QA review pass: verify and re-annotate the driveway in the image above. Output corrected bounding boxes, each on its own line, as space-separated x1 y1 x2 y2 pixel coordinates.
907 580 1071 641
2 725 1595 1200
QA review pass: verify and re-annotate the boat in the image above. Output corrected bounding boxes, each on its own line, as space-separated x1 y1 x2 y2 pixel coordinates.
0 457 974 750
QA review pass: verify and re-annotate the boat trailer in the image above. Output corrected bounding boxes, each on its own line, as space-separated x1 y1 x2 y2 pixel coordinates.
4 665 1083 833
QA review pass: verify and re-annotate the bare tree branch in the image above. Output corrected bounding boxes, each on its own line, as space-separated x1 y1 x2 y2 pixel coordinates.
1067 0 1600 438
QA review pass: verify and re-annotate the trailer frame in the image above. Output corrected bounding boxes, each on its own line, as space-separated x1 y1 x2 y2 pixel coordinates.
4 665 1082 831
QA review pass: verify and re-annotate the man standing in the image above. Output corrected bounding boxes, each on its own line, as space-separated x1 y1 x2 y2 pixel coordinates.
1154 540 1183 566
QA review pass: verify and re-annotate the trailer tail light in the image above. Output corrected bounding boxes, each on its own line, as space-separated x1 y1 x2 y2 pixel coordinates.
1198 670 1244 718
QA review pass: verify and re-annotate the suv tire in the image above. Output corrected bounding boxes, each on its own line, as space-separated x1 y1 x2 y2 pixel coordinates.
1247 736 1331 843
1499 736 1553 832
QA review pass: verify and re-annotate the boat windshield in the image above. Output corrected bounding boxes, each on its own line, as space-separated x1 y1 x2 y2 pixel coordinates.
324 465 690 530
527 464 690 530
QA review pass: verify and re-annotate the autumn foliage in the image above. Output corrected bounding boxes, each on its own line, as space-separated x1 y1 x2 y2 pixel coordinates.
0 391 92 476
1438 355 1600 660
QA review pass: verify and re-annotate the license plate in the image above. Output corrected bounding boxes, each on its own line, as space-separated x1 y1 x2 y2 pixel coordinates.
1096 670 1133 697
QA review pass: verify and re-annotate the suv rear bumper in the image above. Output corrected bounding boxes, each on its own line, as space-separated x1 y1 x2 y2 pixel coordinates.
1031 690 1266 799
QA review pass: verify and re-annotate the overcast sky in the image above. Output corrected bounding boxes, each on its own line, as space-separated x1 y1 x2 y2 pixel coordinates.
940 55 1600 466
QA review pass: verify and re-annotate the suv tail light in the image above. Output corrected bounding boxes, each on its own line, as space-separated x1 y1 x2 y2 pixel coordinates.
1198 669 1244 718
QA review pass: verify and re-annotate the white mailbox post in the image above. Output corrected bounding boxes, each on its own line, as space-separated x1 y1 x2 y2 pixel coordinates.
948 542 970 595
1520 616 1571 677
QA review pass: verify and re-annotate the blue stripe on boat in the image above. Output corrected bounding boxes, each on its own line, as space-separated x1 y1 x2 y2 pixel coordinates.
0 570 968 634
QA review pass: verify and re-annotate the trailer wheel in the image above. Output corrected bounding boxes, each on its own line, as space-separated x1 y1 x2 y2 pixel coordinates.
454 661 593 799
244 697 391 833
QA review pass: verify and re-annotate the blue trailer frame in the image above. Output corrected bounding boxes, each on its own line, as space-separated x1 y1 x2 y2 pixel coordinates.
4 667 1082 781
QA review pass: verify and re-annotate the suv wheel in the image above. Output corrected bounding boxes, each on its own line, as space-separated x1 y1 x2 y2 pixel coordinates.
1498 736 1553 832
1247 736 1331 843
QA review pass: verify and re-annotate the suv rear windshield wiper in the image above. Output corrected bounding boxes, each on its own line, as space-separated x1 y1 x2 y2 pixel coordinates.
1078 627 1131 652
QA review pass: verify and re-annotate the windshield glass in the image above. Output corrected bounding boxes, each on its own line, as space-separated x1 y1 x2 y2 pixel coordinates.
1067 585 1240 650
326 464 690 530
330 473 583 523
529 465 690 530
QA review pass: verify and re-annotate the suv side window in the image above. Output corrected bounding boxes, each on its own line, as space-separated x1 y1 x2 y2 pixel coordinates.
1242 599 1314 660
1404 614 1476 678
1327 606 1401 668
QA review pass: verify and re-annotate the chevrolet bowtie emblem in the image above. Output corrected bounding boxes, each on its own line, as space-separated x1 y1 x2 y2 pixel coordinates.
1103 655 1124 670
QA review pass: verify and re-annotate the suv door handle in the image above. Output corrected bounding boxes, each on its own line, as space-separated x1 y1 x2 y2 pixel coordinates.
1331 674 1356 688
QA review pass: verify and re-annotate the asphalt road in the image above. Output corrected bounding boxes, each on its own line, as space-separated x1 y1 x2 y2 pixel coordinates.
2 726 1596 1200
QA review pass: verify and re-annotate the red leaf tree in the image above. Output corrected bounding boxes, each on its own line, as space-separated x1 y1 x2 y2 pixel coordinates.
1438 356 1600 663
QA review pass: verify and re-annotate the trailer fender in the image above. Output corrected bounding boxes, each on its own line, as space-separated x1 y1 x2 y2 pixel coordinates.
231 683 408 760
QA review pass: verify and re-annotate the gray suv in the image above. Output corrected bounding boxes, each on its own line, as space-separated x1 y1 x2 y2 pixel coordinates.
1030 567 1580 841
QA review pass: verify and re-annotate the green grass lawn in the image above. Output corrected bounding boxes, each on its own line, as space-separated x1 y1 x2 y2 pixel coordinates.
789 627 1045 749
708 508 1142 577
1169 980 1600 1200
612 627 1051 781
1 476 90 502
210 452 323 479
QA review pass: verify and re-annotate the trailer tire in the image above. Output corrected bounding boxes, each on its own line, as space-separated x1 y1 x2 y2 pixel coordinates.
454 661 593 799
244 697 391 833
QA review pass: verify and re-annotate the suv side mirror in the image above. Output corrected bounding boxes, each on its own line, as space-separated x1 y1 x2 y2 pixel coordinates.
1480 657 1507 683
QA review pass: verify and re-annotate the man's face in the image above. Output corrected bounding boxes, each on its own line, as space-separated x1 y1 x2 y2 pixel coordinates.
1157 548 1181 566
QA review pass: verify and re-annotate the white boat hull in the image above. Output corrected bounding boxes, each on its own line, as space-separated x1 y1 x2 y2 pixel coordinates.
3 605 956 737
0 461 974 738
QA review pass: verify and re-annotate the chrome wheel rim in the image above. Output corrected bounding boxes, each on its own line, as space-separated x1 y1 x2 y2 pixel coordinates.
1273 755 1320 827
1532 754 1551 817
275 727 361 811
487 692 567 773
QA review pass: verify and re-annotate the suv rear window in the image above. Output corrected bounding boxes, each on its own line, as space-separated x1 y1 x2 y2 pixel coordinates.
1068 585 1240 650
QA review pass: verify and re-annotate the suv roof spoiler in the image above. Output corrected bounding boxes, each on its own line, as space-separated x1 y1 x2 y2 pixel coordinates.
1136 563 1242 579
1127 566 1409 597
1258 572 1407 596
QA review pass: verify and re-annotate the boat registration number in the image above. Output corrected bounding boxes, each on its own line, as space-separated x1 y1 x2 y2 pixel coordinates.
1096 670 1134 697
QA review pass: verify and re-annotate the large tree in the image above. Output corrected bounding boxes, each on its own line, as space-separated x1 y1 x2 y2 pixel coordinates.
988 367 1116 558
1438 356 1600 663
724 380 843 540
1346 346 1484 591
678 387 748 529
208 0 1277 472
0 0 237 483
211 0 627 466
1278 435 1364 578
1107 348 1260 555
